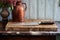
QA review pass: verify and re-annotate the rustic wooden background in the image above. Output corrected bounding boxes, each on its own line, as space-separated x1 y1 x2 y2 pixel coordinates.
0 0 60 21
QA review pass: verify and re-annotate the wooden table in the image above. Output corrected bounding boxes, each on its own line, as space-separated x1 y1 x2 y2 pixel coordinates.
6 19 57 31
0 20 57 40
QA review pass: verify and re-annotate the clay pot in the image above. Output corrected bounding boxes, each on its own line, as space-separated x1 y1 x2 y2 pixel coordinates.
12 1 27 22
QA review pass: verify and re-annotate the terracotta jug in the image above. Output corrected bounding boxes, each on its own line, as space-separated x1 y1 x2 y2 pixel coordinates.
12 0 27 22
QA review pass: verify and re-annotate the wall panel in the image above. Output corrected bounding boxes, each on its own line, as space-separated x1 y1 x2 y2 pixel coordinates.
37 0 45 19
29 0 37 19
45 0 54 19
0 0 60 21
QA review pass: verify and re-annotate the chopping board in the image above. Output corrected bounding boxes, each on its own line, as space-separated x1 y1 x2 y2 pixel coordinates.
5 19 57 31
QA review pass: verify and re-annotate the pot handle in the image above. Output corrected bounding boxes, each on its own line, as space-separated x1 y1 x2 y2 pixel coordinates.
22 3 27 11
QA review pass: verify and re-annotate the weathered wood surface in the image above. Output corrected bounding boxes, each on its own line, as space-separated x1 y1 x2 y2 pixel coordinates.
6 19 57 31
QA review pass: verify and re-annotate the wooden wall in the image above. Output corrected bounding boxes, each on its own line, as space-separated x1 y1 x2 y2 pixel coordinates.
23 0 60 21
0 0 60 21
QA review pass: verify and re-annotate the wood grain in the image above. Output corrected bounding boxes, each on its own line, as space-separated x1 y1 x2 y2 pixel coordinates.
6 19 57 31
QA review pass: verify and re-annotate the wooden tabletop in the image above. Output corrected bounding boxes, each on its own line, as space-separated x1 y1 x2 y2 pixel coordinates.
5 19 57 31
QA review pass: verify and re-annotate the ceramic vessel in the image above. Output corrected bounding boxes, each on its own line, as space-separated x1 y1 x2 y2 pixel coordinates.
12 0 27 22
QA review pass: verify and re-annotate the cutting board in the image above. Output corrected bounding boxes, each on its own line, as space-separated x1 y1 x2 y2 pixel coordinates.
6 19 57 31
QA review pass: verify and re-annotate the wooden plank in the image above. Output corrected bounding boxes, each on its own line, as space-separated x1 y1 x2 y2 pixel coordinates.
29 0 37 19
38 0 45 19
54 0 60 21
45 0 54 19
6 19 57 31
